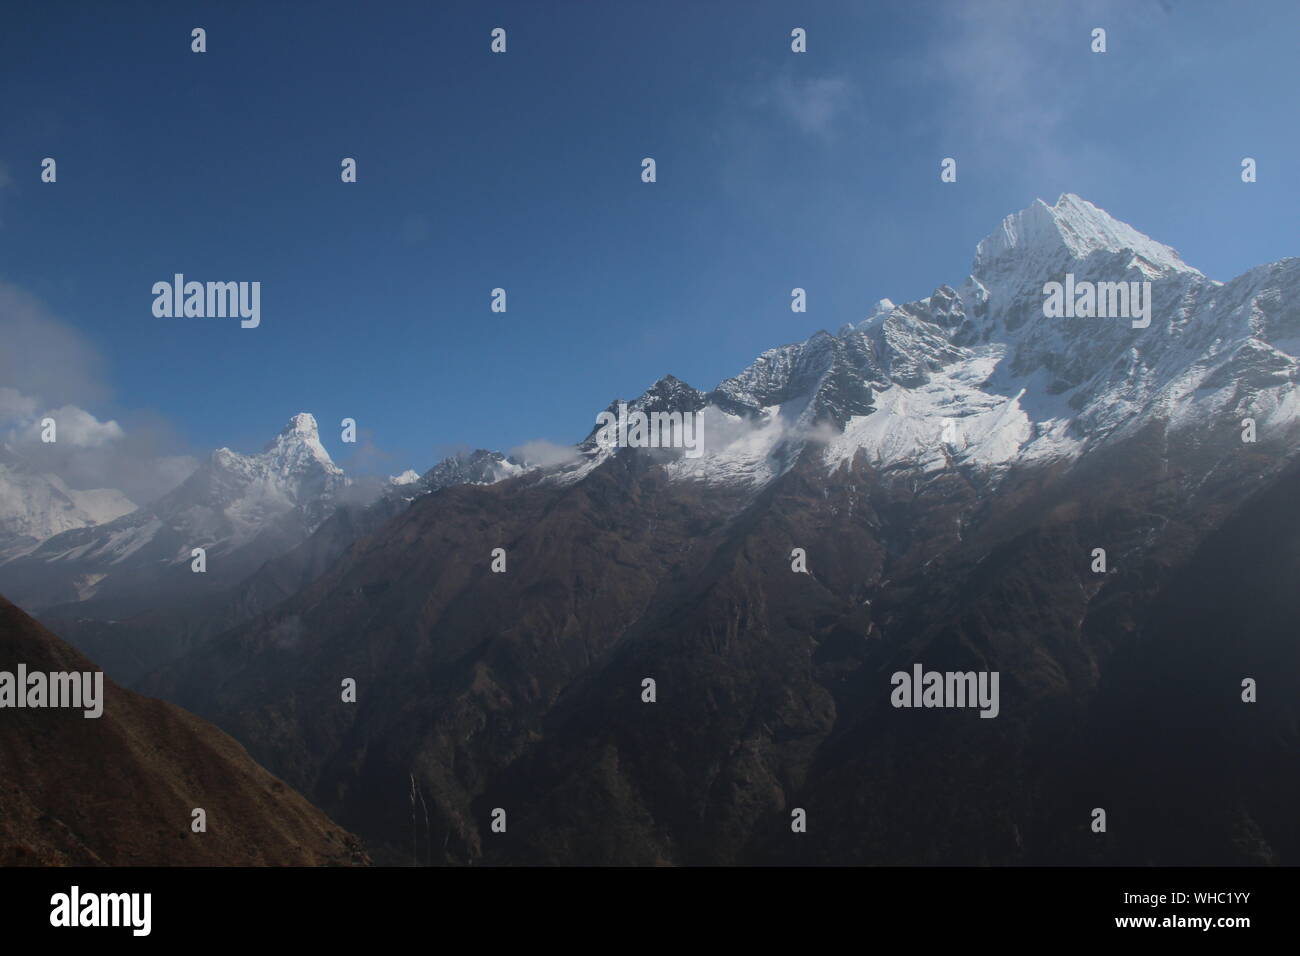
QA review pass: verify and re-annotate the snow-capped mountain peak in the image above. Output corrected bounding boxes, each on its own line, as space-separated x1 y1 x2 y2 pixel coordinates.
422 449 527 490
260 412 340 478
182 413 346 531
283 411 319 436
550 195 1297 493
974 193 1201 280
0 413 352 608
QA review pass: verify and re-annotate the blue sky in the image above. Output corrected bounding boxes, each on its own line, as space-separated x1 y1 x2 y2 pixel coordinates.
1 0 1297 487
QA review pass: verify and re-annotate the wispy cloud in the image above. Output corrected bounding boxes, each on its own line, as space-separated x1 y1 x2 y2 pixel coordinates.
0 281 196 504
922 0 1137 182
510 439 578 468
8 403 123 448
929 3 1070 168
760 71 856 140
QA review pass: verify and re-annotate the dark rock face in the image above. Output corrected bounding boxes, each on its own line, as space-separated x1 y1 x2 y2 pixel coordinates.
0 596 368 866
144 419 1300 866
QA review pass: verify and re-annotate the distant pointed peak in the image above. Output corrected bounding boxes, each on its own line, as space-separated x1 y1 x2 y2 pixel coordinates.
423 448 502 472
418 448 523 491
258 411 340 474
648 374 692 391
853 297 897 332
265 412 327 455
974 194 1200 278
280 412 319 439
639 375 704 404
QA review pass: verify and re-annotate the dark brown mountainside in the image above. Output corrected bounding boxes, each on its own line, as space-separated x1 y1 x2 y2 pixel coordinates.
145 421 1300 866
0 595 368 866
